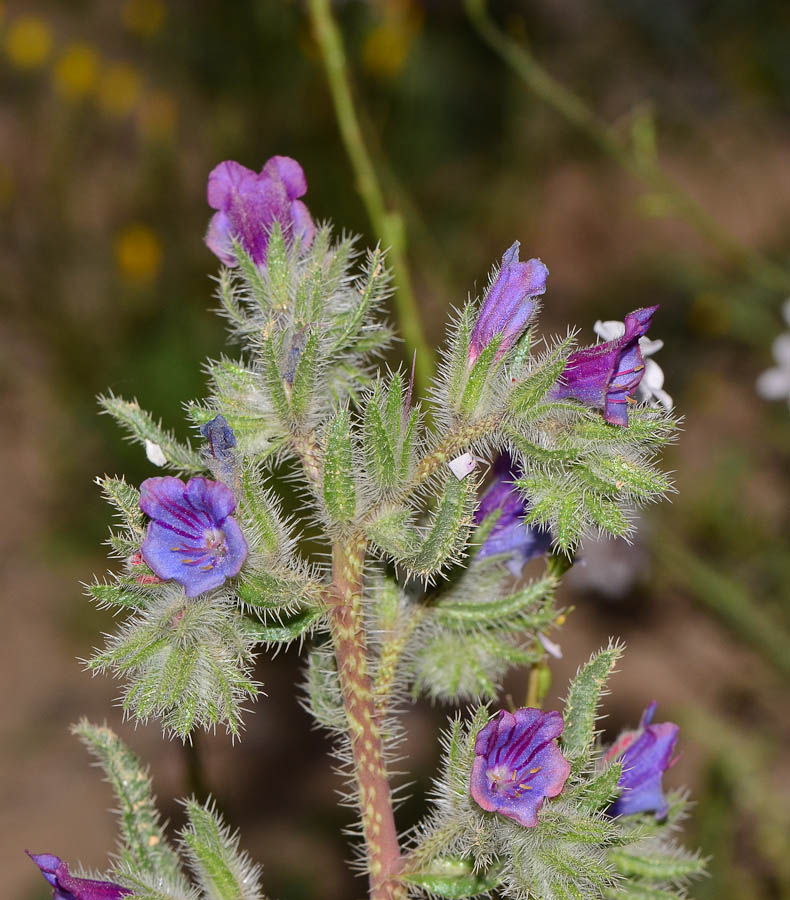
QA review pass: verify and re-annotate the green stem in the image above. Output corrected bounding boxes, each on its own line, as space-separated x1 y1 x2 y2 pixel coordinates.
655 533 790 681
308 0 435 393
464 0 790 296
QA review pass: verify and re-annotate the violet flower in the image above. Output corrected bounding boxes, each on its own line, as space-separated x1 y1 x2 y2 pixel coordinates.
200 414 237 463
474 455 552 575
205 156 315 267
550 306 659 426
605 701 679 818
140 476 247 597
470 707 571 827
468 242 548 366
27 852 130 900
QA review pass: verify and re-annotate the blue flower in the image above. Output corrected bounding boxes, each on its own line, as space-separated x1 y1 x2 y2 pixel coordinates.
606 701 679 818
470 708 571 827
139 476 247 597
474 455 552 575
27 852 130 900
468 242 548 366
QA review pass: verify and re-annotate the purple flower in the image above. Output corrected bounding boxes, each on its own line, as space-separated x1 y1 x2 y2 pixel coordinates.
550 306 659 426
470 707 571 827
605 701 679 818
27 852 130 900
140 476 247 597
474 455 552 575
205 156 315 267
468 242 548 366
200 414 237 463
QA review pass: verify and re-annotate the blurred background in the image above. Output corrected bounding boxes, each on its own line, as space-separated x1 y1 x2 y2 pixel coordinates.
2 1 789 898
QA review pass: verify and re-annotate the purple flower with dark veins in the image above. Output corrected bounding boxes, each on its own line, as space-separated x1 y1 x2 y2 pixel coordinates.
140 476 247 597
474 455 552 575
550 306 659 426
605 701 679 818
27 852 131 900
468 242 549 366
470 707 571 827
205 156 315 267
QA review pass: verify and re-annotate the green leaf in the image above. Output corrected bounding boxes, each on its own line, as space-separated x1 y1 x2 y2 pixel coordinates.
434 576 556 629
401 859 503 899
322 408 357 524
264 222 290 310
404 476 474 578
363 389 396 489
99 394 203 474
586 454 672 500
180 800 263 900
230 240 267 309
242 605 323 644
89 592 259 739
384 371 404 436
73 721 187 887
609 847 706 881
509 335 574 416
330 247 389 353
87 577 155 611
235 570 315 612
572 762 624 812
459 334 502 416
289 328 320 421
562 643 623 767
444 305 475 409
260 336 291 423
368 507 420 559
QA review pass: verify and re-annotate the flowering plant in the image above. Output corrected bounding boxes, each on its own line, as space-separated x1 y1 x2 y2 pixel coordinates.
28 156 705 900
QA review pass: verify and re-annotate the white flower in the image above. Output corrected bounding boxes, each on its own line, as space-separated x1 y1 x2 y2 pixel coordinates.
756 300 790 409
593 318 673 411
448 451 477 480
145 439 167 467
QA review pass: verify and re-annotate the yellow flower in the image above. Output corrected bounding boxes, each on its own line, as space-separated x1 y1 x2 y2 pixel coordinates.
53 43 100 99
122 0 165 38
4 16 53 70
99 62 142 117
137 89 177 141
361 1 422 79
115 224 162 285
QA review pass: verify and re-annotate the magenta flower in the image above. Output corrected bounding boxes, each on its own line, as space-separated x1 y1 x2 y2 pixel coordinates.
140 476 247 597
27 852 130 900
205 156 315 267
470 707 571 827
474 455 552 575
605 701 679 818
550 306 659 426
468 242 548 366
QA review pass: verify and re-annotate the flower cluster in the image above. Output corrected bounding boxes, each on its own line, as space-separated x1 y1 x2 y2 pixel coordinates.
206 156 315 267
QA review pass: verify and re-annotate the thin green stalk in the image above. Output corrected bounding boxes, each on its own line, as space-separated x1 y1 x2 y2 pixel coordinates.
465 0 790 297
655 534 790 681
308 0 435 394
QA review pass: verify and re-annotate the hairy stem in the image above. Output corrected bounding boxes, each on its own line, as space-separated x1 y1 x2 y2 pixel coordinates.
329 536 405 900
465 0 790 297
308 0 436 393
